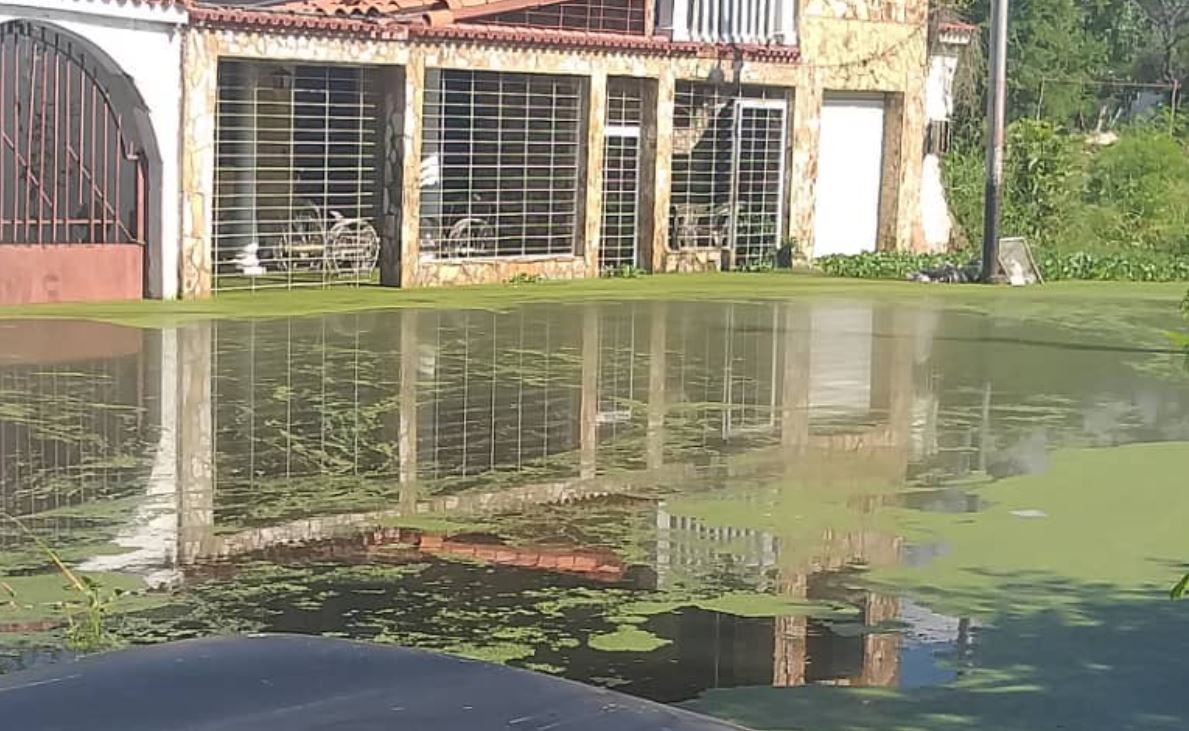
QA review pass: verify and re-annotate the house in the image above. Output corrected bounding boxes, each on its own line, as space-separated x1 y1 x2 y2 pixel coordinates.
0 0 943 303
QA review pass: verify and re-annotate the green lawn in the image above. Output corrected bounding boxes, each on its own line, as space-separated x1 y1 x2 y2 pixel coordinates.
2 273 1186 328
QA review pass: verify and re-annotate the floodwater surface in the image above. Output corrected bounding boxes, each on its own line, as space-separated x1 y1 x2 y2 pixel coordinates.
2 293 1189 731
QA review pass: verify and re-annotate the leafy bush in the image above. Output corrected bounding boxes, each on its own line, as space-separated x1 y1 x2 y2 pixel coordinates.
944 118 1189 278
1036 250 1189 281
945 120 1087 248
816 252 961 280
1084 129 1189 254
817 250 1189 282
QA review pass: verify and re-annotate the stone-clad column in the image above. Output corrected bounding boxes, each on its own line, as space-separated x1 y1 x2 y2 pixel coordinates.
399 51 426 288
379 65 405 287
179 31 218 299
644 70 675 272
788 76 823 260
583 70 608 274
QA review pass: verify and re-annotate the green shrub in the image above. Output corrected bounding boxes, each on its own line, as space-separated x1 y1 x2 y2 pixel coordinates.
1085 129 1189 254
944 119 1189 271
817 250 1189 282
816 252 962 280
1001 120 1087 242
945 119 1087 248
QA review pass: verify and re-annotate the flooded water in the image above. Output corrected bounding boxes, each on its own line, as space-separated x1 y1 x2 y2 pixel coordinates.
2 295 1189 730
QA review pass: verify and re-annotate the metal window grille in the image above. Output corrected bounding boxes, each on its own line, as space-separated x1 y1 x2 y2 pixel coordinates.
213 61 382 291
669 82 787 267
420 70 586 260
599 78 644 271
479 0 647 34
0 22 144 245
731 100 788 268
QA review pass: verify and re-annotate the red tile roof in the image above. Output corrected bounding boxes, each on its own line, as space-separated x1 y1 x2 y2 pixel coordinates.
190 3 410 36
408 22 799 61
275 0 433 16
192 0 800 61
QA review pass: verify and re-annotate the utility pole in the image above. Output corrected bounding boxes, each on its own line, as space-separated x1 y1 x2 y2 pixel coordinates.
981 0 1009 283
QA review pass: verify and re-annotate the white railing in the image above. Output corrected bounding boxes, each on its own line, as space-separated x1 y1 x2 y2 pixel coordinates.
657 0 796 45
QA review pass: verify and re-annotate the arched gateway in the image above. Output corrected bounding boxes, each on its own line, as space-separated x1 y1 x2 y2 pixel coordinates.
0 20 155 305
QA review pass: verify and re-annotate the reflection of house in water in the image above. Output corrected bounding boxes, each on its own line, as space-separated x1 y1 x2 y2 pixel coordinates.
2 301 953 690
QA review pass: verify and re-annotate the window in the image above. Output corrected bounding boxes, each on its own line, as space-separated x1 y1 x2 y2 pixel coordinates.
420 70 587 260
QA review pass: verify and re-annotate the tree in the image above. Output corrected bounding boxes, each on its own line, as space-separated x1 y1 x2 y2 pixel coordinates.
1130 0 1189 83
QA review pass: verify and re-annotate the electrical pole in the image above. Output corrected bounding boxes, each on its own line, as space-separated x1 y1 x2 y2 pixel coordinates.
981 0 1009 283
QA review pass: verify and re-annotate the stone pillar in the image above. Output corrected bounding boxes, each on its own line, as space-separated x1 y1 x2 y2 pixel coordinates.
646 301 668 470
644 70 675 272
580 306 600 479
179 31 218 298
788 77 823 259
176 323 214 564
399 52 426 288
878 81 926 252
876 92 904 251
379 66 406 287
583 70 608 274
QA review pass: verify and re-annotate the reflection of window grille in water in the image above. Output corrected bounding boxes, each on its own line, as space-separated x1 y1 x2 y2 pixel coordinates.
599 78 644 271
420 70 586 260
416 311 583 486
595 306 648 458
670 82 788 267
721 304 780 437
0 352 149 547
211 317 401 526
213 61 381 290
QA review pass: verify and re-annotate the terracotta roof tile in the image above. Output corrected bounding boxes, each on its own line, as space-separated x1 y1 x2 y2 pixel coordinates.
193 0 800 62
275 0 434 16
408 22 800 61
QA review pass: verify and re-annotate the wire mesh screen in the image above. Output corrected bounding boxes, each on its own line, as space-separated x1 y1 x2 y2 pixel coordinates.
420 70 586 260
213 61 382 291
479 0 647 34
732 101 787 269
0 22 145 246
599 78 644 271
669 82 787 263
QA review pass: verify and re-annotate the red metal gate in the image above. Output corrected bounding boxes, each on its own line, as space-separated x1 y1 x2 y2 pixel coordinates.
0 21 146 306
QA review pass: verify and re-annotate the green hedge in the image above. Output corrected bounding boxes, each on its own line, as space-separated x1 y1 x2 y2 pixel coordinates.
817 250 1189 282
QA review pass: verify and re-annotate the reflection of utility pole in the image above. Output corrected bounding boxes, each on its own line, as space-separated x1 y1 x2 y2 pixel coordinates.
981 0 1009 282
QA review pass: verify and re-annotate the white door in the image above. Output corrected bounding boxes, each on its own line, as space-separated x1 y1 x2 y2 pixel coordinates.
813 94 886 257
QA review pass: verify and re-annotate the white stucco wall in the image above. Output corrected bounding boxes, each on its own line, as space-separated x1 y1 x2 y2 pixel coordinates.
921 40 967 252
0 0 186 299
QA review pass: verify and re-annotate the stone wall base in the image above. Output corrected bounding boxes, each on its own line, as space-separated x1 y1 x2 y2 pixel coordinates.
412 255 589 287
661 248 724 273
